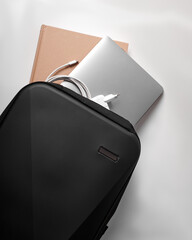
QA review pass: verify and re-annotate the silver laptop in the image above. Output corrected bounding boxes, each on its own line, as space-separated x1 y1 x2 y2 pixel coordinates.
66 36 163 126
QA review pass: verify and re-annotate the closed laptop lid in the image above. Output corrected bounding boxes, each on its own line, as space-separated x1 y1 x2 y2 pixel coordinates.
67 36 163 126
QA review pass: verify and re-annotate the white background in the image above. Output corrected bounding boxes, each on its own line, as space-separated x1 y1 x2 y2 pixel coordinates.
1 0 192 239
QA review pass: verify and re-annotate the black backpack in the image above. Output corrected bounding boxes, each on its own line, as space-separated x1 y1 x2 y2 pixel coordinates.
0 82 140 240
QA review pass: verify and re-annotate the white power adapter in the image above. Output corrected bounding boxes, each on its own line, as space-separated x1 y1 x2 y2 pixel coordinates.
45 60 119 110
91 94 119 110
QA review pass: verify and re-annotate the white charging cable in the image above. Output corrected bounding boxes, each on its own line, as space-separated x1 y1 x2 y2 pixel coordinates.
45 60 119 109
45 60 91 99
46 60 78 81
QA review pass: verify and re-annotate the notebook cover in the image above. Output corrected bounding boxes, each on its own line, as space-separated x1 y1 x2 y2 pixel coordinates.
30 25 128 83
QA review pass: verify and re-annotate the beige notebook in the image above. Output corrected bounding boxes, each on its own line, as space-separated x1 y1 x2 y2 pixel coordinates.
30 25 128 83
